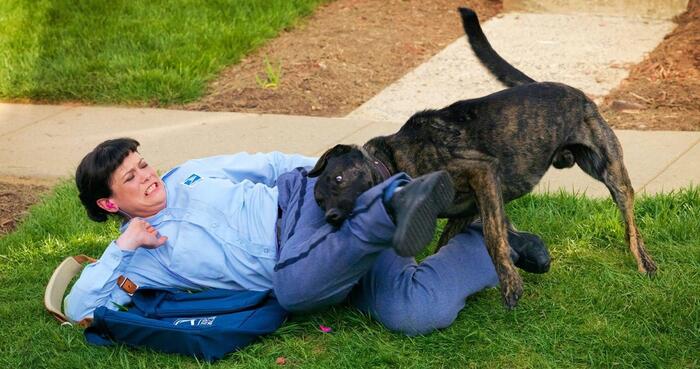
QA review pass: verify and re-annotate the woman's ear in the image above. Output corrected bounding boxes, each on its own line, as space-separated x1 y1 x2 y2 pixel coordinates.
96 198 119 213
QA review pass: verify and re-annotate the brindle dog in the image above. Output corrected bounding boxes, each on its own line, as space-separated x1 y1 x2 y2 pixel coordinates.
308 7 656 308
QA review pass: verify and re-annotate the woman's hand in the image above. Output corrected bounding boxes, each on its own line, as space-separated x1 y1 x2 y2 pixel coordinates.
115 218 168 251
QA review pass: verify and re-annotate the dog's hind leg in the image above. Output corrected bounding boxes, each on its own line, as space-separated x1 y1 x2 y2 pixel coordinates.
569 110 657 275
436 216 518 250
436 217 471 251
448 154 523 308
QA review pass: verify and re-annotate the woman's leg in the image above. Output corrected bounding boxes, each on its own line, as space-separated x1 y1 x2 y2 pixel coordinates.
273 168 406 311
350 226 499 336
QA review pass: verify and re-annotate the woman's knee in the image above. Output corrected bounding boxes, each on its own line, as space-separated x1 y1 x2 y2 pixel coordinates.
376 298 461 336
273 270 347 313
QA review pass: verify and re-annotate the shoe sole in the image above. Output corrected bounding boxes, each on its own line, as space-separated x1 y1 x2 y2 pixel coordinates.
393 172 455 257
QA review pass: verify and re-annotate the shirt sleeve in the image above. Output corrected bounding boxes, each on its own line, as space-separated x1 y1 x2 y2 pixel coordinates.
63 241 135 322
182 151 318 186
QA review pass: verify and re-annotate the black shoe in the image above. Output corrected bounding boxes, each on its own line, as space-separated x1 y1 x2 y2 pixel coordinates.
471 222 551 274
390 171 455 257
508 231 551 274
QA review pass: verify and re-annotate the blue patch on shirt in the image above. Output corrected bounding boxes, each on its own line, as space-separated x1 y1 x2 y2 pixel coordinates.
183 174 202 186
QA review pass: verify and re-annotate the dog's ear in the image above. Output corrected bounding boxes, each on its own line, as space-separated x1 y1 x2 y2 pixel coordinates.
309 144 354 177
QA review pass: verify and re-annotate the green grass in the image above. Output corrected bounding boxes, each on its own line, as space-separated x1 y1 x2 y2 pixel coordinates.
255 56 283 89
1 182 699 368
0 0 326 104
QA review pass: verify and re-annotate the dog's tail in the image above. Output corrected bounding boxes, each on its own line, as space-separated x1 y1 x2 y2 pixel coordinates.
459 7 536 87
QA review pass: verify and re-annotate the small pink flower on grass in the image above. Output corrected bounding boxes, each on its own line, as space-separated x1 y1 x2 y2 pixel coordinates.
318 324 332 333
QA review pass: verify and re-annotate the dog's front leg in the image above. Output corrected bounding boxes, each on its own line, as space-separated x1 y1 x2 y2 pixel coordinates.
451 156 523 309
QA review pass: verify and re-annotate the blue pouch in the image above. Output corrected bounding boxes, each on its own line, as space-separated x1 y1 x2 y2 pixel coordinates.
84 288 287 362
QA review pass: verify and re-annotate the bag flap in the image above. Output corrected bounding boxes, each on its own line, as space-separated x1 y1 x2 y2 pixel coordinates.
132 288 273 318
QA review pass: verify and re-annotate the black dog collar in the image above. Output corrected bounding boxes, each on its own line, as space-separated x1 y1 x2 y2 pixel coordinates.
372 157 392 180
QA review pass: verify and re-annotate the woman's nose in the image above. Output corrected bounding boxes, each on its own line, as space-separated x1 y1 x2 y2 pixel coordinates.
139 170 152 183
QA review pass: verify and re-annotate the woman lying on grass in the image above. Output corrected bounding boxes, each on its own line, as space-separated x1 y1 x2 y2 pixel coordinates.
66 137 550 335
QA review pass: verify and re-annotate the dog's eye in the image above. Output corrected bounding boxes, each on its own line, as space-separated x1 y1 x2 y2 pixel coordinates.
335 175 343 183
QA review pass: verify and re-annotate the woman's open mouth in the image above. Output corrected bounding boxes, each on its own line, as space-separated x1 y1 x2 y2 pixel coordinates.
145 182 158 196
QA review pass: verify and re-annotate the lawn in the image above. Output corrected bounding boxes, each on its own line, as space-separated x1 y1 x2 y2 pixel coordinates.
0 182 698 368
0 0 326 104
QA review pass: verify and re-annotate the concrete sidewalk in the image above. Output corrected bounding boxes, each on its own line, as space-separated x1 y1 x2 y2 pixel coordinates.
0 102 698 197
348 11 675 123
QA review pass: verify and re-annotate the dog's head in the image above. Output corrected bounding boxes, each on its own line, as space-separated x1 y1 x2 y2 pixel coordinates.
308 144 379 226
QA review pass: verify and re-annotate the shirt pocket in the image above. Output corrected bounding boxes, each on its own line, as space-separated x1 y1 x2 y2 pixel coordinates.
167 222 228 280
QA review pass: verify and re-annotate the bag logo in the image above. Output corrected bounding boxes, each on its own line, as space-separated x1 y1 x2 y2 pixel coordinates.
183 174 202 186
173 316 217 326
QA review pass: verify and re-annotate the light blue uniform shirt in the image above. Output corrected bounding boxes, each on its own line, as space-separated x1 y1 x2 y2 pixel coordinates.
65 152 317 322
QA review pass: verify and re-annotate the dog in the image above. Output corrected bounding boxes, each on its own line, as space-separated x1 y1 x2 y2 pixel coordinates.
308 7 656 308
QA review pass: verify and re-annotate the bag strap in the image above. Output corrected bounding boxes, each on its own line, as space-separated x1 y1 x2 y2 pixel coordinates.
116 275 139 296
44 255 96 325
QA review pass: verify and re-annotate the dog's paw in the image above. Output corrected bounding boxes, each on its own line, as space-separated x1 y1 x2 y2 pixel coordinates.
641 256 657 278
500 273 524 309
635 243 657 277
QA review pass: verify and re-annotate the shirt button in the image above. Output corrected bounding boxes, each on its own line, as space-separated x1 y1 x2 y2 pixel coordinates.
211 222 218 228
264 248 269 253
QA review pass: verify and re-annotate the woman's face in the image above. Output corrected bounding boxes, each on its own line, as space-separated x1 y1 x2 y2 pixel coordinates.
101 151 167 218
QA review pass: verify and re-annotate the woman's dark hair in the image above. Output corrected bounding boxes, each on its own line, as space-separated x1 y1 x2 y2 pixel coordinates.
75 138 140 222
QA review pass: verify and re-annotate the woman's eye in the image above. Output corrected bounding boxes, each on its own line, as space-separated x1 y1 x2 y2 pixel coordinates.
125 175 134 182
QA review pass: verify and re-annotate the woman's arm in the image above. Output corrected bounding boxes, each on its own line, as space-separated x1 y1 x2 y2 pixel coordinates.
64 241 134 322
174 152 318 187
64 218 168 322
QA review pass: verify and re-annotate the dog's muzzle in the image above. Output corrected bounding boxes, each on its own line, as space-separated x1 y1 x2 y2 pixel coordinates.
324 208 347 226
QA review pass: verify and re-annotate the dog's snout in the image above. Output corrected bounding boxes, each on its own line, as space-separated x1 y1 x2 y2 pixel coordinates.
325 208 346 226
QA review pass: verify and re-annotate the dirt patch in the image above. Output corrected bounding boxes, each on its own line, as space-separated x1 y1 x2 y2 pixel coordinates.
601 0 700 131
185 0 503 116
0 178 51 236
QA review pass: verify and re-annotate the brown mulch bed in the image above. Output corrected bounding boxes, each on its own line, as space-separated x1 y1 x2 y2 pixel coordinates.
0 180 49 236
185 0 503 116
601 0 700 131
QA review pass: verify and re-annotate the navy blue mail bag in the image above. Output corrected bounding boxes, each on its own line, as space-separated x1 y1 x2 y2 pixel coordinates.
84 288 288 361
